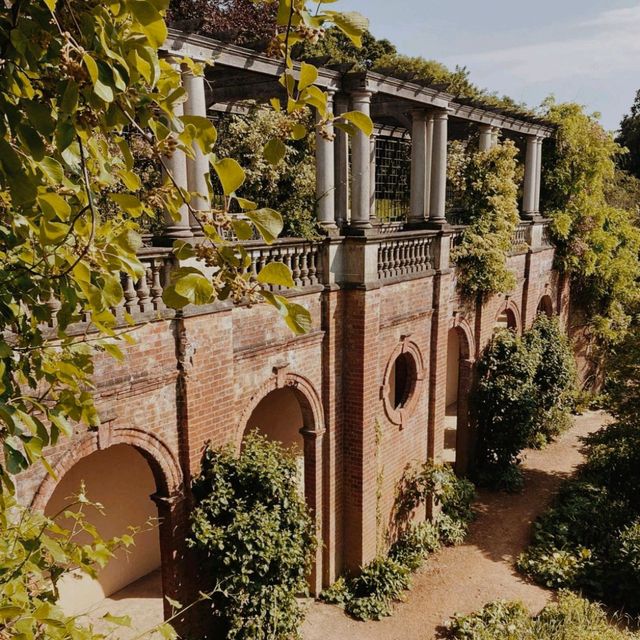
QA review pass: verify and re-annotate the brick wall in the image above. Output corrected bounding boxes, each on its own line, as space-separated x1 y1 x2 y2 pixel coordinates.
15 241 561 618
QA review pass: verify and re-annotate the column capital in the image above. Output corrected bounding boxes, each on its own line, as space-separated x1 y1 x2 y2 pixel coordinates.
350 89 374 104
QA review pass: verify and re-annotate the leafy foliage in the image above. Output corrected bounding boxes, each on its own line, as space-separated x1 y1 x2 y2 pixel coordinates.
541 100 640 345
214 107 319 239
473 315 576 491
0 491 178 640
189 434 316 639
518 416 640 610
320 462 475 621
617 89 640 181
451 141 520 299
446 591 640 640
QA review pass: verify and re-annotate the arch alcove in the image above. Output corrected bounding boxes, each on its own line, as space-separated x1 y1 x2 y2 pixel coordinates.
537 293 554 317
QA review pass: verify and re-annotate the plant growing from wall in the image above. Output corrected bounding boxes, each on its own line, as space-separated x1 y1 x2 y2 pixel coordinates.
451 141 521 300
321 462 475 621
541 100 640 346
189 434 317 639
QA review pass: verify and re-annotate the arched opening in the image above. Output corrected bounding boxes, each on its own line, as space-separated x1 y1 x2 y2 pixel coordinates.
44 444 162 619
495 307 517 332
444 326 474 474
242 382 324 594
245 387 306 494
537 294 553 317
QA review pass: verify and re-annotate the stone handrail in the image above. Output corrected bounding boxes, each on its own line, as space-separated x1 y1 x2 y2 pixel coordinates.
377 232 435 280
240 238 322 291
510 221 530 253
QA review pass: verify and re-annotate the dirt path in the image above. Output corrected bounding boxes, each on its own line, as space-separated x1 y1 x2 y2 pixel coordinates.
301 410 609 640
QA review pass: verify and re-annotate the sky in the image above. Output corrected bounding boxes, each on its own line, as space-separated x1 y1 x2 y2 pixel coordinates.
338 0 640 131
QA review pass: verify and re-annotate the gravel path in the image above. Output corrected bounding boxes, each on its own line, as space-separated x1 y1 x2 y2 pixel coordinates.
301 410 608 640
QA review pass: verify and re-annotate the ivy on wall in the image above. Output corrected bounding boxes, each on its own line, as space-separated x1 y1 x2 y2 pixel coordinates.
451 141 520 300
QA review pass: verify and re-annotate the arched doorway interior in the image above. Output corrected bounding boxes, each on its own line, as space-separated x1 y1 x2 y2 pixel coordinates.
537 294 553 317
444 326 475 474
245 387 306 495
44 444 162 616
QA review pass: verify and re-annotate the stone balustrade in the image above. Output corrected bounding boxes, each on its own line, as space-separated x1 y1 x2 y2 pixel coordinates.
242 239 322 291
377 232 436 281
510 221 530 253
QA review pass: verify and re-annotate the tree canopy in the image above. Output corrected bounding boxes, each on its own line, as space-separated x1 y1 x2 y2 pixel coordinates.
617 89 640 180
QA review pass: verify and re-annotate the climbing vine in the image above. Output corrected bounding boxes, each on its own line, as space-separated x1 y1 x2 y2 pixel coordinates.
541 99 640 345
451 141 520 299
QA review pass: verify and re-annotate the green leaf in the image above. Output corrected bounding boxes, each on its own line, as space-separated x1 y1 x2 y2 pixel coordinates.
102 613 132 627
341 111 374 136
173 239 195 260
231 219 254 241
50 412 72 437
40 219 68 244
212 158 245 196
40 157 64 184
43 0 57 11
291 123 307 140
246 208 283 244
38 193 71 221
109 193 143 217
257 262 295 288
325 11 369 47
173 273 213 305
162 284 190 309
129 0 168 48
263 138 286 166
119 170 141 191
181 115 217 154
298 62 318 92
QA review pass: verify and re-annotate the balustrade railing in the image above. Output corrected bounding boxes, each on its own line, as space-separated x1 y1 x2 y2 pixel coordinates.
377 233 435 280
241 239 322 291
510 221 529 253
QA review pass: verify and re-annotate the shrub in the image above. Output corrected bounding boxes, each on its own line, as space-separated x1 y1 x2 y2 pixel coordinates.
518 421 640 611
344 557 412 621
446 591 640 640
321 462 476 621
189 434 316 640
473 315 576 490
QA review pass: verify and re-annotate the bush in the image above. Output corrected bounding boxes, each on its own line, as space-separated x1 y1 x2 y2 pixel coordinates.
518 421 640 611
446 591 640 639
189 434 316 640
473 315 576 490
321 462 476 621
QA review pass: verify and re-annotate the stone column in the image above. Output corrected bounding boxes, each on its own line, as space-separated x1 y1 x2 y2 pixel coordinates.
316 91 336 229
369 132 377 220
334 94 350 226
429 109 448 224
350 91 373 229
163 62 191 239
409 110 428 223
522 134 538 219
491 126 500 147
534 137 543 214
301 426 325 595
478 124 493 151
182 70 210 236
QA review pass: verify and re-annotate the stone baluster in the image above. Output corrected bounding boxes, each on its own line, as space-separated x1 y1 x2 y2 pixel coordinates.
136 266 153 312
150 260 164 310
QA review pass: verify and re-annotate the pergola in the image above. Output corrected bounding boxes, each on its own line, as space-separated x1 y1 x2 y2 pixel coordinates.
161 29 554 240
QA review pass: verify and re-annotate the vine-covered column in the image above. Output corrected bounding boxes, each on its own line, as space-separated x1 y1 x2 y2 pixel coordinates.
350 90 373 229
162 59 192 239
316 91 337 230
182 69 210 236
429 108 449 225
534 137 543 214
